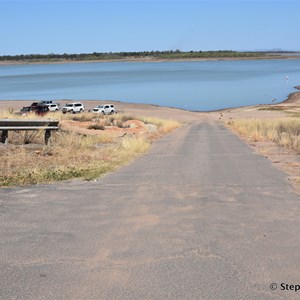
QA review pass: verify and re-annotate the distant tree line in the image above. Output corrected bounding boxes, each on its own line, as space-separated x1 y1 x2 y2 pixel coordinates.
0 50 281 62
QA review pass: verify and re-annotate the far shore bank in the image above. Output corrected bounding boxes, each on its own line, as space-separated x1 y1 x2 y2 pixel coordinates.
1 55 300 66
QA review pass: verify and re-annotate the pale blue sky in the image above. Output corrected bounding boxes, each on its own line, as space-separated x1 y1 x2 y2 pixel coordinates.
0 0 299 55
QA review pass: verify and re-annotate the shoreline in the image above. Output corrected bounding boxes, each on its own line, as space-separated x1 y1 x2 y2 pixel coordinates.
1 55 300 66
278 89 300 106
0 87 299 113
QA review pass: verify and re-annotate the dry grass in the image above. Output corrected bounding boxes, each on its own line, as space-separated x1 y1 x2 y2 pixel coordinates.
0 111 181 187
285 111 300 118
88 123 105 130
257 106 286 111
227 118 300 153
138 116 181 135
0 130 150 186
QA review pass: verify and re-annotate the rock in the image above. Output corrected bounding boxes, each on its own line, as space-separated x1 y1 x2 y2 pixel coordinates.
145 124 157 132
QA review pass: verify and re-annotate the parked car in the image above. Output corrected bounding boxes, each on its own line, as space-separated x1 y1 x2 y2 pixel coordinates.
35 105 50 116
41 100 53 105
62 102 85 114
20 106 32 114
46 103 60 112
30 102 39 109
21 105 49 116
92 104 115 115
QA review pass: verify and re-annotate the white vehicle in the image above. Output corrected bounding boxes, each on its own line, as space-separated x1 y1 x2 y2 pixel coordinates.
46 103 60 112
62 102 85 114
92 104 115 115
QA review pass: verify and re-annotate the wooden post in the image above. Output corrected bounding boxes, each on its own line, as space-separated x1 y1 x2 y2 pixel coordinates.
1 130 8 144
45 129 51 145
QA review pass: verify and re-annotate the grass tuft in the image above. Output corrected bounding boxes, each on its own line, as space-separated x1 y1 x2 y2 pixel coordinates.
228 118 300 153
88 124 105 130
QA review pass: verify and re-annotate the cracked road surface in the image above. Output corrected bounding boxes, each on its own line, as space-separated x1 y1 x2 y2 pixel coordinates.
1 120 299 299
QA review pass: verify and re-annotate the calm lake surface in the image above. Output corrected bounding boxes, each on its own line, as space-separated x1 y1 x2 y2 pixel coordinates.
0 59 299 111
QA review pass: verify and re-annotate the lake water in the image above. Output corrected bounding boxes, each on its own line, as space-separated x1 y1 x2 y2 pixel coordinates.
0 59 299 111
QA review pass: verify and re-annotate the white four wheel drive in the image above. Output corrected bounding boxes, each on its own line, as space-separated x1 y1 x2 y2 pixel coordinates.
92 104 116 115
62 102 85 114
46 103 60 111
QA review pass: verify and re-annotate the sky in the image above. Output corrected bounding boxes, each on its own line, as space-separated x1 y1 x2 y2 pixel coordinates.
0 0 299 55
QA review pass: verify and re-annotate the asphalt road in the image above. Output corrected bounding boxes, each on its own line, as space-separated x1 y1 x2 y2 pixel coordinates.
1 120 300 300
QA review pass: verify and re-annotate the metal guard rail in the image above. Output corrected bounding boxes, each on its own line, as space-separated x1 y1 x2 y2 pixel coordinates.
0 119 59 145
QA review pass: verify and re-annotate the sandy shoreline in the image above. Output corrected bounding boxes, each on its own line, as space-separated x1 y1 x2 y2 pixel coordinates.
0 87 299 115
280 90 300 105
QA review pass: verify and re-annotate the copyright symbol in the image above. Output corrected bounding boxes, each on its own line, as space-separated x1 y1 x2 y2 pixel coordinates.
270 283 277 291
